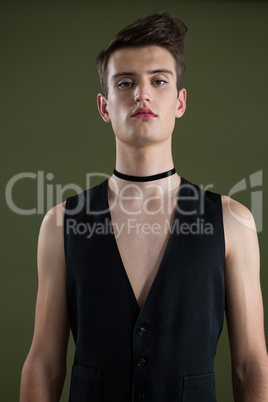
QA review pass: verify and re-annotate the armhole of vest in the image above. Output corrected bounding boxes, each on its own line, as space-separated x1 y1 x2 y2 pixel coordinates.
63 196 71 265
63 193 82 263
218 194 226 270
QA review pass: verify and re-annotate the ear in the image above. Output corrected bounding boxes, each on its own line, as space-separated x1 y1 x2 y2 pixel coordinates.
175 88 187 118
97 93 111 123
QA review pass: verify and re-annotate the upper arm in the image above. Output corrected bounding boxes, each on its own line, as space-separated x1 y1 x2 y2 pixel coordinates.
222 194 267 369
26 201 69 372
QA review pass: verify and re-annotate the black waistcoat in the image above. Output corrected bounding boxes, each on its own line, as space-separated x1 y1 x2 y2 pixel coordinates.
64 176 225 402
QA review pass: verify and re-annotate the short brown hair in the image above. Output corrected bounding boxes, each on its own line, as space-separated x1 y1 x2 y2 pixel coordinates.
96 10 188 98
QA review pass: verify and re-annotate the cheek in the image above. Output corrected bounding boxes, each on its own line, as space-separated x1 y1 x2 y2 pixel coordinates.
160 91 178 109
109 105 126 133
113 105 132 125
108 93 130 117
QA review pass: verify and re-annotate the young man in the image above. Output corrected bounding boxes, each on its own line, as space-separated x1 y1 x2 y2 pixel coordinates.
20 11 268 402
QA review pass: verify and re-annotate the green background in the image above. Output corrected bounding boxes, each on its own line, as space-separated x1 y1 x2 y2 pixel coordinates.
1 1 267 400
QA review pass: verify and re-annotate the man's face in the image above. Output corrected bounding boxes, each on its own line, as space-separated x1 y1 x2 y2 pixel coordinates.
97 46 186 146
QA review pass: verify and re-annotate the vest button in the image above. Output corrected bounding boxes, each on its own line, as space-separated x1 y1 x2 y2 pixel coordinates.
135 392 145 400
136 357 146 367
137 327 146 336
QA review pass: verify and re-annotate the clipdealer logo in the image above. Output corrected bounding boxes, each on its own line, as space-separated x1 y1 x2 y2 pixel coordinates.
4 170 263 232
4 171 111 215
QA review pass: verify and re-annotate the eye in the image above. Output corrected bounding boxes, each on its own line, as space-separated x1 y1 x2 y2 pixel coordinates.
153 79 168 86
118 81 134 89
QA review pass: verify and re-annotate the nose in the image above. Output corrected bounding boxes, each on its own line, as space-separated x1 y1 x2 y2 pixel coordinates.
134 81 151 103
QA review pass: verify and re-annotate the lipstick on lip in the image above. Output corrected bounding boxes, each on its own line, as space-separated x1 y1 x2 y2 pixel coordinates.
132 107 157 119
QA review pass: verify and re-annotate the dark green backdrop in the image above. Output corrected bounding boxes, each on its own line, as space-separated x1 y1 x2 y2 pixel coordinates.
1 1 267 401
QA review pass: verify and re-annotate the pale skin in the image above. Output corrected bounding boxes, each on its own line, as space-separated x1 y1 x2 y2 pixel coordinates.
20 46 268 401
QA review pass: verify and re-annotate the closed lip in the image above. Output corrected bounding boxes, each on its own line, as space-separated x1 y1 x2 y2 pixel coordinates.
132 107 157 117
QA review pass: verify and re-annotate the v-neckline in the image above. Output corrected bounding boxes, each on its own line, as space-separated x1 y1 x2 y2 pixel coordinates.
105 175 185 313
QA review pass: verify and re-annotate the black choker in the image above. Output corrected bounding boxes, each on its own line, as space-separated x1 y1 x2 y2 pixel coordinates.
113 167 176 182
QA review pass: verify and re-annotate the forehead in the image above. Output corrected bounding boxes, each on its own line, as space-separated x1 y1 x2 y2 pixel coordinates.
107 46 176 79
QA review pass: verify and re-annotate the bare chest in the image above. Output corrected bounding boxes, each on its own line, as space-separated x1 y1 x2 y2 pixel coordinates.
109 202 177 310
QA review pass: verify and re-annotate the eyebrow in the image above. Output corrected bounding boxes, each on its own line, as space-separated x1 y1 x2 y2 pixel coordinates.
111 69 174 80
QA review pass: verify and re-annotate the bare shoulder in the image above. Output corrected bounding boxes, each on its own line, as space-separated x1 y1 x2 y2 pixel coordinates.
40 200 66 234
37 201 67 277
220 194 258 261
221 194 255 229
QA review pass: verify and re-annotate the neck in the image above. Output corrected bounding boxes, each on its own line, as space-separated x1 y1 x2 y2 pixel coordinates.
109 139 181 198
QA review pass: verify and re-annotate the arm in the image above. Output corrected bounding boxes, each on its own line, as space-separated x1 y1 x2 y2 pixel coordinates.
222 195 268 401
20 202 69 402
